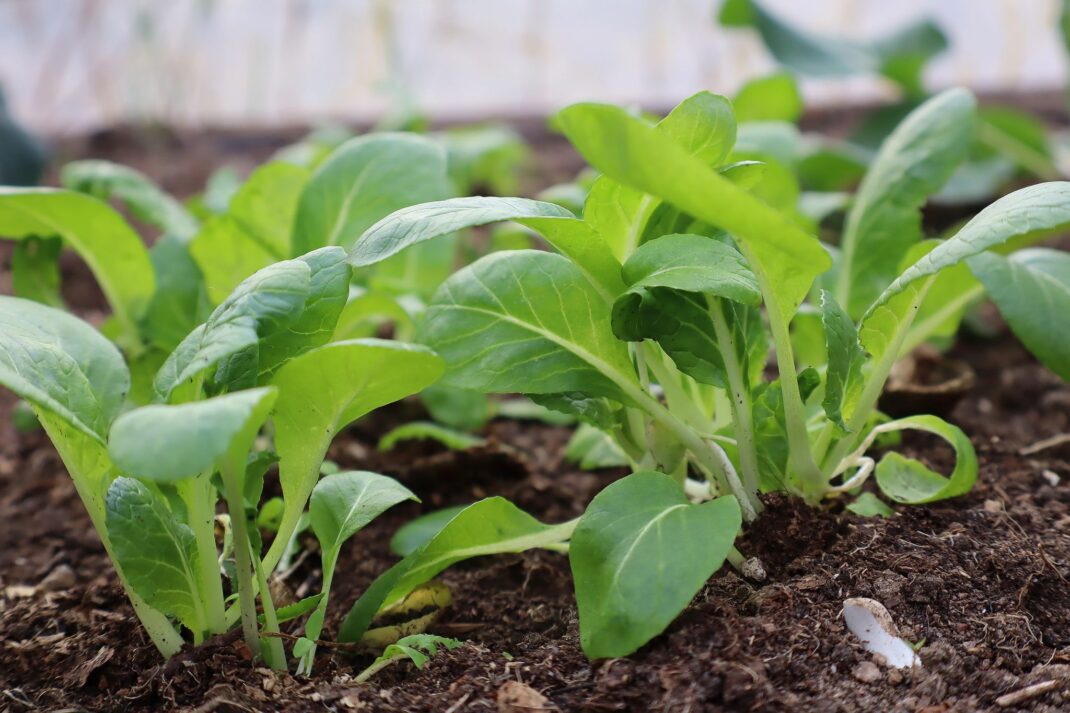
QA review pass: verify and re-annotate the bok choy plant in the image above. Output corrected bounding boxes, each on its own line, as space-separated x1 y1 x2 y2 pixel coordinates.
348 88 1070 658
0 247 443 671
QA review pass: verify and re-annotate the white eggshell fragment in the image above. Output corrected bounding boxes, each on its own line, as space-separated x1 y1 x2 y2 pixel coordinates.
842 597 922 669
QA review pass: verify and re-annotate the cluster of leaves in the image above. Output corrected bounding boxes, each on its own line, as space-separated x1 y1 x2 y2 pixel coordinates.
718 0 1063 204
350 88 1070 659
0 122 574 673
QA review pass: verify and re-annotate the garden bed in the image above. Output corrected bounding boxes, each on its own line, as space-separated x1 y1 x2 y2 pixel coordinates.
2 110 1070 712
2 326 1069 712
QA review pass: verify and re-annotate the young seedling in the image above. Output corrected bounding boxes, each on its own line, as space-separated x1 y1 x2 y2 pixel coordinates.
348 88 1070 658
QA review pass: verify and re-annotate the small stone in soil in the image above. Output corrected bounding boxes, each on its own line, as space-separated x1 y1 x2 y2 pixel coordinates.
853 661 882 683
39 564 75 591
1042 469 1061 487
497 680 552 712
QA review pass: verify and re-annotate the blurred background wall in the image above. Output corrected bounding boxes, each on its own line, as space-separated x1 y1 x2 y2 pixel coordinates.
1 0 1065 134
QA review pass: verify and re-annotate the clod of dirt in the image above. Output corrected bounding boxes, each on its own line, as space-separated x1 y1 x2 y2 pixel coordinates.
842 597 921 669
852 661 882 683
497 680 554 712
38 564 76 592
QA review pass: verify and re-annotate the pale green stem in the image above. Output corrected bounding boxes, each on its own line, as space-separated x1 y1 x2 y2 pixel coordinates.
255 550 287 670
178 475 227 636
976 119 1061 181
221 460 262 659
642 342 711 434
707 299 763 498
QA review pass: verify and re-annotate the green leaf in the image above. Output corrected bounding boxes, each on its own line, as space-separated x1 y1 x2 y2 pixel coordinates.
301 471 418 670
264 339 443 573
263 593 324 625
294 133 453 255
570 471 741 658
109 388 278 483
656 91 736 166
733 72 802 123
820 290 865 431
420 383 491 431
12 235 63 307
389 506 469 557
565 423 629 470
612 235 765 390
846 492 894 517
141 234 210 351
349 196 624 299
436 122 529 195
190 162 309 303
106 477 203 631
867 182 1070 316
872 415 977 504
836 89 975 318
976 106 1058 180
719 0 946 93
378 421 484 452
61 159 199 240
418 250 635 400
338 497 574 642
0 295 128 440
354 634 464 684
332 288 415 341
556 102 829 322
969 248 1070 381
312 472 418 557
153 255 314 401
0 188 155 339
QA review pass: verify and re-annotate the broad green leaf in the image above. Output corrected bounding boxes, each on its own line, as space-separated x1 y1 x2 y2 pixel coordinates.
0 188 155 337
969 248 1070 381
389 505 468 557
253 247 351 380
657 91 736 166
557 102 829 322
294 133 453 255
11 235 63 307
733 72 802 123
836 89 975 318
337 497 575 642
349 196 624 298
106 477 203 630
570 471 741 658
154 257 312 401
418 250 635 400
109 388 278 483
190 162 309 303
612 234 765 390
872 415 977 503
869 182 1070 314
618 234 761 304
820 291 865 431
378 421 484 452
301 471 418 670
264 339 444 573
311 474 417 557
0 295 128 440
61 159 198 240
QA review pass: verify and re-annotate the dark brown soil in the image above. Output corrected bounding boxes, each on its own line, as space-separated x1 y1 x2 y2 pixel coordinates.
3 104 1070 711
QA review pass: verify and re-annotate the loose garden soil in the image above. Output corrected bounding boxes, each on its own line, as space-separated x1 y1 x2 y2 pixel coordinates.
2 104 1070 711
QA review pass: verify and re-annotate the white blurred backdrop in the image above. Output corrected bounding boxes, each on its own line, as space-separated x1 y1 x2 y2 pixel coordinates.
0 0 1065 134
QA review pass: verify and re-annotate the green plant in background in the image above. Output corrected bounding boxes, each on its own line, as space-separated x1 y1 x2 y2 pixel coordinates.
718 0 1063 204
350 89 1070 658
